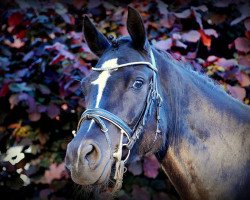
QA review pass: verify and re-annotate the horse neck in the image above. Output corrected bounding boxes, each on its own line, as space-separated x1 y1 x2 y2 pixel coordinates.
155 50 250 199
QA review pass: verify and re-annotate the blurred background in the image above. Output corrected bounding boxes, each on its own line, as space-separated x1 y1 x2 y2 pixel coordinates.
0 0 249 199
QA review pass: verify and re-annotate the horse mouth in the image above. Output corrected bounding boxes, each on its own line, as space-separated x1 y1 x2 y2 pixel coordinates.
96 157 112 184
70 158 112 186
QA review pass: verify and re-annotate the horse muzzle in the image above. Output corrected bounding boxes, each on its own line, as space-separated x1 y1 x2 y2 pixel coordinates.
65 138 112 185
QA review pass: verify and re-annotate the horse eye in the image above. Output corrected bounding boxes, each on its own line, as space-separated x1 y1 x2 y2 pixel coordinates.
132 80 144 90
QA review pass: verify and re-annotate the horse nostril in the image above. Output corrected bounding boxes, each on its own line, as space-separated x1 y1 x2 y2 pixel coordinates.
85 145 94 161
82 143 101 169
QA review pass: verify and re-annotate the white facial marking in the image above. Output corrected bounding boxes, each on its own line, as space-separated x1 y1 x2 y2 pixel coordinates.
87 119 94 132
101 58 118 69
91 58 118 108
85 58 118 133
92 70 111 108
76 141 83 170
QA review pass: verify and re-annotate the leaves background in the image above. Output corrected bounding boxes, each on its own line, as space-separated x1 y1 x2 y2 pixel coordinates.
0 0 249 199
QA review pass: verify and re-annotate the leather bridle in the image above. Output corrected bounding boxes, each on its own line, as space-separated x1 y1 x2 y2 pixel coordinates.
76 49 162 193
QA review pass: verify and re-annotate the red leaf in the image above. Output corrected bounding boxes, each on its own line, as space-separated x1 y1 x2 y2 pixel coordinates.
39 189 53 200
87 0 101 9
246 31 250 39
214 1 231 7
174 9 191 18
49 54 65 65
181 30 200 43
61 14 75 25
119 26 128 35
23 51 34 62
143 154 160 178
193 5 208 12
160 14 175 29
26 95 36 113
204 29 218 38
0 83 10 97
45 42 75 65
186 51 197 59
9 93 29 109
238 54 250 67
172 33 181 40
47 104 60 119
37 105 47 113
42 163 66 184
155 39 172 50
209 13 227 25
8 12 24 27
227 85 246 101
175 40 187 49
199 30 212 48
235 72 250 87
132 185 150 200
72 0 85 9
73 60 90 75
234 37 250 53
244 18 250 31
207 55 218 63
153 192 172 200
4 36 25 48
215 58 237 68
38 84 51 95
192 9 203 28
16 30 27 39
128 160 142 176
29 112 41 122
8 122 21 129
231 4 250 25
231 15 247 26
157 0 169 15
69 31 83 44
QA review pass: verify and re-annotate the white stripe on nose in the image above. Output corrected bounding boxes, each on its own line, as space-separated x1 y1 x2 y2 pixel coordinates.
91 58 118 108
92 70 111 108
86 58 118 132
87 120 94 132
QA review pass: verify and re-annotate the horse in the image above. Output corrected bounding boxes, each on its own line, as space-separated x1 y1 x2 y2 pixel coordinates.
65 6 250 200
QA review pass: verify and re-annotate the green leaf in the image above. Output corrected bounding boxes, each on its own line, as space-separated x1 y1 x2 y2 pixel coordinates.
9 83 35 92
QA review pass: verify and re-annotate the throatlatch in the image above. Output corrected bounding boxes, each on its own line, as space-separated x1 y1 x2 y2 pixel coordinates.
76 48 162 193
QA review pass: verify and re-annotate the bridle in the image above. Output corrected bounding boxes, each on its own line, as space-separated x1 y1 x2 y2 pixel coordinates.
76 49 162 193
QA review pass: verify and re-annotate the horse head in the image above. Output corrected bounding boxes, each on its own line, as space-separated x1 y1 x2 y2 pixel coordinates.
65 7 168 193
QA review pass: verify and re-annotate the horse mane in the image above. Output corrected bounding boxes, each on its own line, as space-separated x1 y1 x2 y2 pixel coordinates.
155 48 242 102
153 48 244 147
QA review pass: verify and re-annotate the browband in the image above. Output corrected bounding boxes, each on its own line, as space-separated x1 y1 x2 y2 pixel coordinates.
92 61 158 72
92 50 158 72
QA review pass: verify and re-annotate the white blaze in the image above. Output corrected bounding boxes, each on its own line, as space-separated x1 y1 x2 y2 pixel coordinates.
86 58 118 132
91 58 118 108
87 120 94 132
92 70 111 108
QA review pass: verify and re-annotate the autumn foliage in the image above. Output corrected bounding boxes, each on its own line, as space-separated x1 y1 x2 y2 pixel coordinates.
0 0 249 199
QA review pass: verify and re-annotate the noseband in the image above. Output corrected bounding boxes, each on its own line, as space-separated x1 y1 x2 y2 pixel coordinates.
76 49 162 193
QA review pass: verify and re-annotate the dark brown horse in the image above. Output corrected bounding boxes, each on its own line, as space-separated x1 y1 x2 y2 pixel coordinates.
65 7 250 200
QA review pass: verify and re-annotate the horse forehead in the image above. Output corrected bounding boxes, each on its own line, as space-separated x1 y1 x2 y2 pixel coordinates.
101 58 119 69
97 54 127 68
91 58 117 88
96 45 146 68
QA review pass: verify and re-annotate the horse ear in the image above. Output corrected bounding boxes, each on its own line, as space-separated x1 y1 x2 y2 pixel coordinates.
127 6 146 49
83 16 110 57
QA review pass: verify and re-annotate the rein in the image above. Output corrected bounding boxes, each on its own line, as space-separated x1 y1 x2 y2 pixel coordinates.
76 49 162 193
